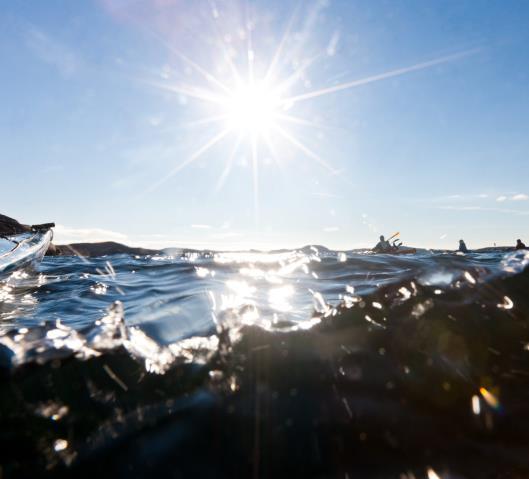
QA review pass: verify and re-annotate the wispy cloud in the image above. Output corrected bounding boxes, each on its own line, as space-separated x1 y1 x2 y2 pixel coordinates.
54 225 129 244
311 192 343 199
438 206 529 216
428 193 489 203
428 192 527 204
25 27 79 77
211 232 243 240
497 194 528 202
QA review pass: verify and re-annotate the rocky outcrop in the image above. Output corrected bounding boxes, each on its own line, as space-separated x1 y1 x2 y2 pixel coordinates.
0 214 31 236
47 242 160 257
1 214 161 257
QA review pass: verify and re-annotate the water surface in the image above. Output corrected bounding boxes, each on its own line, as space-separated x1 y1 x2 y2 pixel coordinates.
1 246 529 478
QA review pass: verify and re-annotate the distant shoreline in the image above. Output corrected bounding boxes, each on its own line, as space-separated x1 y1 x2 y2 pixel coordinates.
1 213 522 257
45 241 520 257
46 242 160 257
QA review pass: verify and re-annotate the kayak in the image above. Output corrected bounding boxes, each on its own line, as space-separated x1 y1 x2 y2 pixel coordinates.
0 230 53 275
388 248 417 255
372 248 417 256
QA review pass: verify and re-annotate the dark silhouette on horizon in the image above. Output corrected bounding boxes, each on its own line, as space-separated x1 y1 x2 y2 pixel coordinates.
373 235 391 253
516 239 527 250
458 239 469 253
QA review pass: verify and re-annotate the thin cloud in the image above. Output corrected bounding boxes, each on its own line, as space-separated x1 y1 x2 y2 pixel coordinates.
428 193 489 203
25 27 79 77
211 232 243 239
54 225 129 244
497 194 528 202
312 192 342 199
427 193 527 204
438 206 529 216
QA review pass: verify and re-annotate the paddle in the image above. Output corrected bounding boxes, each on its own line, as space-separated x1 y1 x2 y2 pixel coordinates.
386 232 402 250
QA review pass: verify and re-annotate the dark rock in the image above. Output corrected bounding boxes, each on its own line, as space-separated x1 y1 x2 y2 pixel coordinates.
47 242 160 257
0 214 31 236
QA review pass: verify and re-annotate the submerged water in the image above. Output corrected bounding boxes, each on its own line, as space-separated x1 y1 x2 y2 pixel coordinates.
1 246 529 478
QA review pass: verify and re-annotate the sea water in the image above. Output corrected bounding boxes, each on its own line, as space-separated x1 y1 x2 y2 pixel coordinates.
1 247 529 477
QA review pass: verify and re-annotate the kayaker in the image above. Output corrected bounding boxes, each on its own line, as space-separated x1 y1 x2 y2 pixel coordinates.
516 239 527 250
373 235 393 253
458 239 468 253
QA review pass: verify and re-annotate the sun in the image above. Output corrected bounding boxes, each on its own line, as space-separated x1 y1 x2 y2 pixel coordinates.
145 1 477 219
223 82 281 136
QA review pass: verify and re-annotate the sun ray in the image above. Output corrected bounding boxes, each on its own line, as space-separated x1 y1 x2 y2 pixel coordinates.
264 1 302 84
283 49 480 105
278 1 326 69
146 128 231 193
207 0 244 87
274 112 328 130
158 114 229 136
273 124 336 174
159 115 230 135
263 132 291 194
148 81 227 105
118 7 232 96
178 114 230 129
273 54 320 97
169 48 232 95
251 134 259 225
246 20 255 86
262 131 282 170
215 133 243 192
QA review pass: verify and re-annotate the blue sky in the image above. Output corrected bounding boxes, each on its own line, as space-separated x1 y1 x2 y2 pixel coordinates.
2 0 529 250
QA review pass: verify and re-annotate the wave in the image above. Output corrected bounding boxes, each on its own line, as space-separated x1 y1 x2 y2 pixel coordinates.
1 249 529 477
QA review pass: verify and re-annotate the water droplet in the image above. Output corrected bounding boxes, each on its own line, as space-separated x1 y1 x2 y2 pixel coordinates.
497 296 513 310
471 395 481 415
53 439 68 452
464 271 476 285
480 387 500 409
426 467 441 479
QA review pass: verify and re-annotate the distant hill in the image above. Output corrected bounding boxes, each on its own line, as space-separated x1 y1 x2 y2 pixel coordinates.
47 243 521 258
47 242 160 257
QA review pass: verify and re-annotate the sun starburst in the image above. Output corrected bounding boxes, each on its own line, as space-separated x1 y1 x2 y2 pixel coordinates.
142 1 478 222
